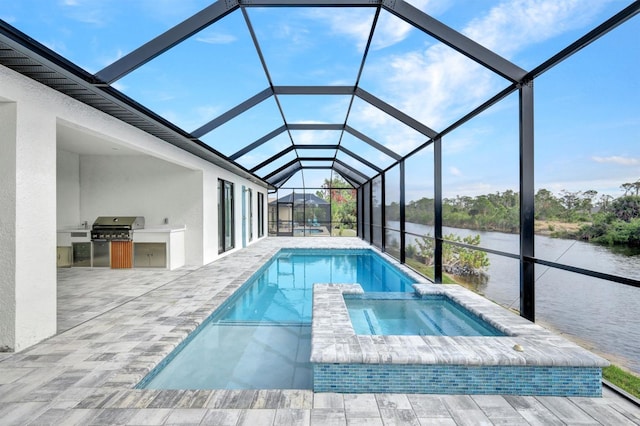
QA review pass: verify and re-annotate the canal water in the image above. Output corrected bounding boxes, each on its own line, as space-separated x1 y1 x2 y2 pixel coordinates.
401 222 640 375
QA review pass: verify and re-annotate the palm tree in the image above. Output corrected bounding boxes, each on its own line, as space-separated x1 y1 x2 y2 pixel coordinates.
620 182 634 195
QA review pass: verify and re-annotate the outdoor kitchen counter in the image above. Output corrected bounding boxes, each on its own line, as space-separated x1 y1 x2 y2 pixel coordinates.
133 226 186 270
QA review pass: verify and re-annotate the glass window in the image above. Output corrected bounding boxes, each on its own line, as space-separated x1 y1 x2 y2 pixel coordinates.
218 179 234 253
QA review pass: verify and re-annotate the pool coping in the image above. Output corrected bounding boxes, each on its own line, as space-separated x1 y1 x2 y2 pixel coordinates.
310 283 610 368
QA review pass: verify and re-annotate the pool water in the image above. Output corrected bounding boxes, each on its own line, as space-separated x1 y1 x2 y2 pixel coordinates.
139 249 415 389
216 249 414 324
346 295 504 336
143 324 312 389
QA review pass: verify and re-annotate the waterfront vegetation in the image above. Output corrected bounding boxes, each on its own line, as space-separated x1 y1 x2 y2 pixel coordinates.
387 181 640 249
406 233 491 278
603 365 640 399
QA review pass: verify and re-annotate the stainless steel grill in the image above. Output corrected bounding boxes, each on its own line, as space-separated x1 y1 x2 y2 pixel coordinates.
91 216 144 241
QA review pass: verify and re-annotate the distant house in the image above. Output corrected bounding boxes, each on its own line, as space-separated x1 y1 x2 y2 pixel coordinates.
269 193 331 230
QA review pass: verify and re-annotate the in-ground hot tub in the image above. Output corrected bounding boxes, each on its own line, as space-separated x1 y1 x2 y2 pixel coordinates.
345 293 505 337
311 283 609 396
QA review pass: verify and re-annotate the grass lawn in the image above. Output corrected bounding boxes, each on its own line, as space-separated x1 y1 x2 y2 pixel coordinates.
603 365 640 399
331 228 357 237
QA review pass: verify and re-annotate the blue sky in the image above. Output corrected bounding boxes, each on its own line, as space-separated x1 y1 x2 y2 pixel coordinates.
2 0 638 200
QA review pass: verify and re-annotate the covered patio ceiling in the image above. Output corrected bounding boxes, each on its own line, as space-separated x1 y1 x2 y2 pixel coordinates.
0 1 637 190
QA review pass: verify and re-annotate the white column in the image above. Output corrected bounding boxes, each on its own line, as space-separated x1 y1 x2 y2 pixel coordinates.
0 100 57 351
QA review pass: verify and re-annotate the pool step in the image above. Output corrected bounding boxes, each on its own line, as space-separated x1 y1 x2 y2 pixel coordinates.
362 308 382 334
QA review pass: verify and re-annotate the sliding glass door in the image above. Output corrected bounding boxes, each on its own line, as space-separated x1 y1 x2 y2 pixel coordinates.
218 179 234 253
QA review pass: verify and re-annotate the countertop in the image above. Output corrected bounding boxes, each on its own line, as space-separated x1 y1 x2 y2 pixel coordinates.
134 226 186 233
57 226 186 233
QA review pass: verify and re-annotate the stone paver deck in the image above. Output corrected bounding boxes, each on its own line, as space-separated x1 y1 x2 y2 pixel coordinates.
0 237 638 425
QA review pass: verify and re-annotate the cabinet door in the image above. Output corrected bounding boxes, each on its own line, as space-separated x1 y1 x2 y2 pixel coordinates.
92 242 110 267
57 246 72 268
111 241 133 268
72 242 92 267
134 243 166 268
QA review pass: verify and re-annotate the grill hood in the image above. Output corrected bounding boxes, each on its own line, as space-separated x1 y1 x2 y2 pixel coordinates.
92 216 145 229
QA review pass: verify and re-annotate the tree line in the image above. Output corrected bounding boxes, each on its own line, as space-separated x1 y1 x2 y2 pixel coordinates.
387 180 640 248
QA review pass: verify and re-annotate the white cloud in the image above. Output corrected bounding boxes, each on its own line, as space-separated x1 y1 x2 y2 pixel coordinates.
305 0 446 51
463 0 609 56
42 39 69 56
98 48 124 69
592 156 640 166
449 166 462 176
111 81 127 92
196 33 237 45
304 9 374 51
372 12 416 51
443 181 494 199
291 129 339 145
58 0 112 26
357 0 614 155
537 177 636 198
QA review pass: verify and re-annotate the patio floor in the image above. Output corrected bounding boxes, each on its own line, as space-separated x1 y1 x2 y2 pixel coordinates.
0 237 638 425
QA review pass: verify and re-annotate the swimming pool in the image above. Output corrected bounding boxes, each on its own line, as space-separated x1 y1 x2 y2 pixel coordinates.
138 248 417 389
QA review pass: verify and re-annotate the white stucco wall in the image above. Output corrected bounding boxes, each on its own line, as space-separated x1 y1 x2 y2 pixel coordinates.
0 69 59 350
56 150 80 228
0 101 18 351
14 101 58 351
79 155 203 266
0 62 269 351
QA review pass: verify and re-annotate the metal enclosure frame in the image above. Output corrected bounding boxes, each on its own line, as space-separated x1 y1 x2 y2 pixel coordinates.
0 1 638 323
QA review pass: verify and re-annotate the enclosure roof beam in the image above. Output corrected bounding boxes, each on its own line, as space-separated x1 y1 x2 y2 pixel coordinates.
337 145 382 173
240 0 379 6
382 0 526 83
287 123 344 131
344 125 402 160
273 85 355 95
297 157 335 162
250 145 296 173
334 158 370 182
336 172 360 188
528 1 640 79
293 144 339 150
229 125 287 160
332 166 366 186
265 162 302 186
355 87 438 139
192 87 274 138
